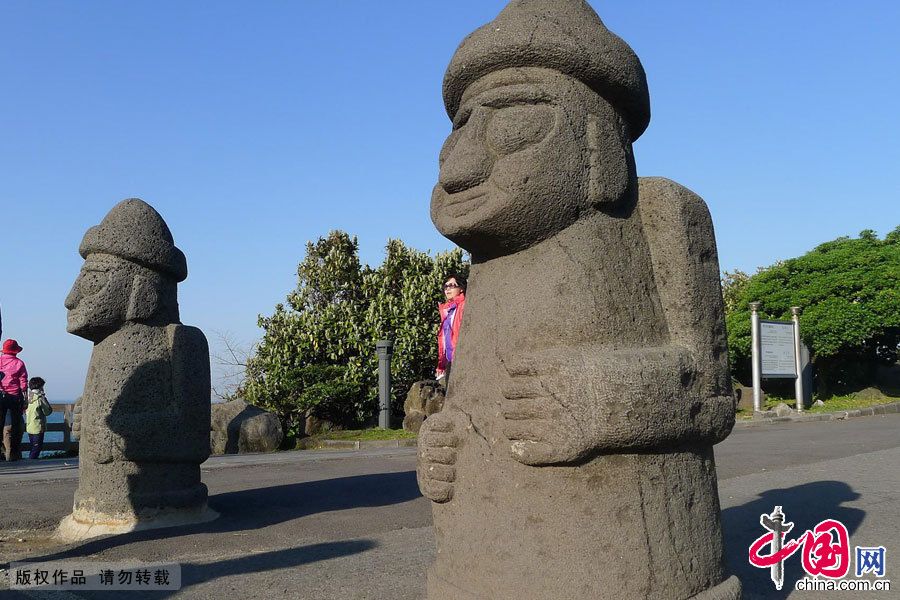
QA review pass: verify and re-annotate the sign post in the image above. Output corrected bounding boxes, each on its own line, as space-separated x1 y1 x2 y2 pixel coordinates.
791 307 805 412
750 302 763 412
750 303 805 413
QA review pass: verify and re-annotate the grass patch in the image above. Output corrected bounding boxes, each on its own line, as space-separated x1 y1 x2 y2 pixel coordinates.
736 396 797 420
806 393 895 414
295 427 416 449
736 389 897 419
318 428 417 441
735 408 754 420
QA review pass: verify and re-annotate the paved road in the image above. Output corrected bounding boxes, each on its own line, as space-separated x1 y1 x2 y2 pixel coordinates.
1 414 898 599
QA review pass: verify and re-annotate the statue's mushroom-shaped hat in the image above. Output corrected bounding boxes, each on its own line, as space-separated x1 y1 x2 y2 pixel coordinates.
80 198 188 282
443 0 650 140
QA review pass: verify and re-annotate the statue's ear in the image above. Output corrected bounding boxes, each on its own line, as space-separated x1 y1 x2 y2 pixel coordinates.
588 114 630 207
126 274 159 322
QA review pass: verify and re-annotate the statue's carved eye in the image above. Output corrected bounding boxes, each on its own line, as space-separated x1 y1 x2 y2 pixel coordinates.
485 104 554 155
79 270 108 297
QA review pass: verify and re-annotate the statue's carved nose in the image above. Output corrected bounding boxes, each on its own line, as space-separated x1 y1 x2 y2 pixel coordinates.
439 135 494 195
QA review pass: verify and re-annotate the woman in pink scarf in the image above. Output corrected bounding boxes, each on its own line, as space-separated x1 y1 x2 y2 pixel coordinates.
436 274 466 388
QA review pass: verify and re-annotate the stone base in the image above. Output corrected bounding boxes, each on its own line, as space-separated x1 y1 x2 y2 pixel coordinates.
427 572 742 600
56 504 219 542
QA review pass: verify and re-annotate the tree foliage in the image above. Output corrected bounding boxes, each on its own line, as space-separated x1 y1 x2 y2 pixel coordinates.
238 231 469 437
721 269 751 314
725 227 900 395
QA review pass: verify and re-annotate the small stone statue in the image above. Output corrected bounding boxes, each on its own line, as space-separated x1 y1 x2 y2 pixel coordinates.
59 199 213 540
417 1 741 598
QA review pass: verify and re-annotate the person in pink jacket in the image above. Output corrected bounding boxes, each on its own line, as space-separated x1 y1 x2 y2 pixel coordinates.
0 339 28 461
436 274 467 388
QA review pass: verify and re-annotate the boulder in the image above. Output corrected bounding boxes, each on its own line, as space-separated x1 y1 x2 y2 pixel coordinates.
773 402 794 418
402 412 427 434
734 385 765 411
211 399 283 454
854 387 886 401
304 412 334 436
403 380 446 433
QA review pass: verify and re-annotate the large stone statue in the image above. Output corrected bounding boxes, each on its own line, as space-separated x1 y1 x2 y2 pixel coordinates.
59 199 213 540
417 2 741 599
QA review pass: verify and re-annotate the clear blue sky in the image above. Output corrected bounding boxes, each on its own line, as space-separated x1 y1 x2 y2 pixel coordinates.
2 1 898 399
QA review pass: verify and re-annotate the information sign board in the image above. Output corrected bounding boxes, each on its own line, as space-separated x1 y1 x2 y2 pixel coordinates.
760 320 796 377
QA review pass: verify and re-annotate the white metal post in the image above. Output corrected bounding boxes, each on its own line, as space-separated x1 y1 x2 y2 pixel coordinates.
792 307 804 412
750 302 762 412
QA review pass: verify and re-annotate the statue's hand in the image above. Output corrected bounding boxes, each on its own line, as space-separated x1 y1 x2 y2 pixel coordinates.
500 352 591 466
416 411 461 504
501 346 702 466
70 397 82 441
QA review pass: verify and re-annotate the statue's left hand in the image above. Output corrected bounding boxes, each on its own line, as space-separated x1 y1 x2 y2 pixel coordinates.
499 351 594 465
500 345 699 466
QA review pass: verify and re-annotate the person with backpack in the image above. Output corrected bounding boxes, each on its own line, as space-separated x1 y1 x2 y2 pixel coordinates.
0 339 28 461
25 377 52 459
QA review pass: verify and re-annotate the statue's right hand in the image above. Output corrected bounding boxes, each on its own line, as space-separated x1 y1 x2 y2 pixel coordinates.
416 411 459 504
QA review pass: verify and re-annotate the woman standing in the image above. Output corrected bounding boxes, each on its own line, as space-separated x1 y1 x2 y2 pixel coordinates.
436 273 466 388
0 339 28 461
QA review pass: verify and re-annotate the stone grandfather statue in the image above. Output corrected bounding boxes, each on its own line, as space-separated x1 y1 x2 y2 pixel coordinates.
417 1 741 599
59 199 213 540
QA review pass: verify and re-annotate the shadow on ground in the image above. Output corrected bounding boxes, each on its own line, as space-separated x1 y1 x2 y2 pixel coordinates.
162 540 378 598
10 470 421 592
722 480 864 599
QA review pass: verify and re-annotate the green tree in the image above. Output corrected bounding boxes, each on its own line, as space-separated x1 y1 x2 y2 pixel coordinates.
725 227 900 396
721 269 751 314
239 231 468 436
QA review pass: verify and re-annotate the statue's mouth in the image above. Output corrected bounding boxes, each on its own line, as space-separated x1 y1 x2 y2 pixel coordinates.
443 189 487 209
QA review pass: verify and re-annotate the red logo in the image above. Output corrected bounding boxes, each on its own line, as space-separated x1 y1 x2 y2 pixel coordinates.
749 506 850 590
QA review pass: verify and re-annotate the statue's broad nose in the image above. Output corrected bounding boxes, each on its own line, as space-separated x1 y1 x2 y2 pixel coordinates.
439 131 494 195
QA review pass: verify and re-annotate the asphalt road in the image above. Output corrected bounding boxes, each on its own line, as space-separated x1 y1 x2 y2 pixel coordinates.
1 414 898 599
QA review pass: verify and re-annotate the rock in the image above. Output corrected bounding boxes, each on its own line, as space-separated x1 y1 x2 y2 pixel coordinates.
402 412 427 434
404 380 446 416
424 393 445 417
813 399 826 407
403 381 446 433
734 385 762 412
304 412 334 437
773 402 794 417
60 199 213 541
418 2 739 598
854 387 886 401
211 400 284 454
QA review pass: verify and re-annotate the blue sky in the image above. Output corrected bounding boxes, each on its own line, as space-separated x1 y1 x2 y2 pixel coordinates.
2 1 898 399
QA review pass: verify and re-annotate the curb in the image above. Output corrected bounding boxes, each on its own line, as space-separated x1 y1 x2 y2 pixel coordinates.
319 439 418 449
735 401 900 428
